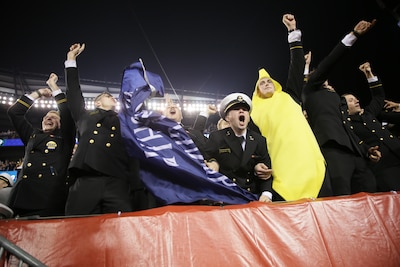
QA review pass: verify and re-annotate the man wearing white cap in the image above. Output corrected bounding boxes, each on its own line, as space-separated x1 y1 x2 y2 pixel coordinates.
0 172 14 218
204 93 273 202
0 172 14 188
0 172 14 205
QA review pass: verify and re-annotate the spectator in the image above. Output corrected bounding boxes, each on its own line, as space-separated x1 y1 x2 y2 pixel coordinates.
342 62 400 191
0 172 14 205
302 19 380 196
64 43 134 215
204 93 273 202
163 93 214 158
7 73 76 217
250 14 331 201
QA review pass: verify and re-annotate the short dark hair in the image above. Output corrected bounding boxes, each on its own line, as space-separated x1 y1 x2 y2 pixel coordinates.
94 91 113 102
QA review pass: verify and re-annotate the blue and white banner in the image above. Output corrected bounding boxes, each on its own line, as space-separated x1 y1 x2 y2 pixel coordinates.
118 60 258 205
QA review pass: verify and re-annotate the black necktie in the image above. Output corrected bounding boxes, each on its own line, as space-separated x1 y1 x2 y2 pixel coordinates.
237 136 245 150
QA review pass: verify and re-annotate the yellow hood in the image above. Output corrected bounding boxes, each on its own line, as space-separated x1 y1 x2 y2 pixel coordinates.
253 68 282 100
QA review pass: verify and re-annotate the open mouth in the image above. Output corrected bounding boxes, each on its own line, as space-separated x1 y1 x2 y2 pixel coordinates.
239 115 245 122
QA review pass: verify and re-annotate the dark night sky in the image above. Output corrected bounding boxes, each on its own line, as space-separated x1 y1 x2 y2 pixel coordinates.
1 0 400 104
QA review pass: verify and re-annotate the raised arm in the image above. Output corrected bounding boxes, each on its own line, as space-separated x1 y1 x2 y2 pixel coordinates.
282 13 296 31
65 43 86 123
47 72 76 142
358 62 374 79
7 85 52 144
283 13 305 104
359 62 385 116
304 19 377 94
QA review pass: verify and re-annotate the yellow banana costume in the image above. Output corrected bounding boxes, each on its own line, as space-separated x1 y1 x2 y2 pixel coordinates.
251 69 325 201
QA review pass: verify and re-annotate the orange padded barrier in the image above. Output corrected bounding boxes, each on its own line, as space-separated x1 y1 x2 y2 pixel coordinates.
0 192 399 266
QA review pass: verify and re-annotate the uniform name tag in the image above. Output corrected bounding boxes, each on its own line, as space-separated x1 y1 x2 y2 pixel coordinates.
219 148 231 154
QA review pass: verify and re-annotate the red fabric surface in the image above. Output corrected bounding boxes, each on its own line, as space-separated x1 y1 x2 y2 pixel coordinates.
0 192 399 267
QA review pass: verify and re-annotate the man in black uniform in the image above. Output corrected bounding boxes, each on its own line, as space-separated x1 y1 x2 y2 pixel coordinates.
302 19 381 196
64 43 134 215
343 62 400 192
7 73 76 217
203 93 273 202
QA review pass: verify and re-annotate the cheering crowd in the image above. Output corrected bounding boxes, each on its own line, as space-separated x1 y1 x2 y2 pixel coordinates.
1 14 400 219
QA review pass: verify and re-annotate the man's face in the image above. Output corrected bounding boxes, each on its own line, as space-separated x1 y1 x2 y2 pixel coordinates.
0 179 9 188
164 102 183 123
344 94 362 115
225 104 250 131
257 78 275 98
95 93 117 111
42 111 61 133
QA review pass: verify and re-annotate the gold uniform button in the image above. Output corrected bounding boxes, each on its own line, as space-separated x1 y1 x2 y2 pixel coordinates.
232 178 236 182
247 188 251 192
347 118 351 121
93 130 98 135
89 139 95 144
246 179 250 183
22 175 27 178
380 137 384 141
97 123 101 127
106 143 111 147
44 149 49 153
30 150 34 154
363 122 367 125
350 126 353 129
372 129 375 133
27 163 32 167
42 163 46 166
110 134 115 137
38 174 43 178
390 135 394 138
111 126 116 131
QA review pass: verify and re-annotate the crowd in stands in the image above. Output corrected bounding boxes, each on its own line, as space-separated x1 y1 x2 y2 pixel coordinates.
0 159 22 171
0 130 19 139
1 14 400 220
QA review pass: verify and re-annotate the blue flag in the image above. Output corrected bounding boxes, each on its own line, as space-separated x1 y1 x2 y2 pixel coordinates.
118 60 258 205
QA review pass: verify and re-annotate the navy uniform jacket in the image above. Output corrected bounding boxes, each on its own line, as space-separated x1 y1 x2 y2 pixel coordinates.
65 67 130 182
7 93 75 215
378 109 400 139
203 127 272 195
348 79 400 171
